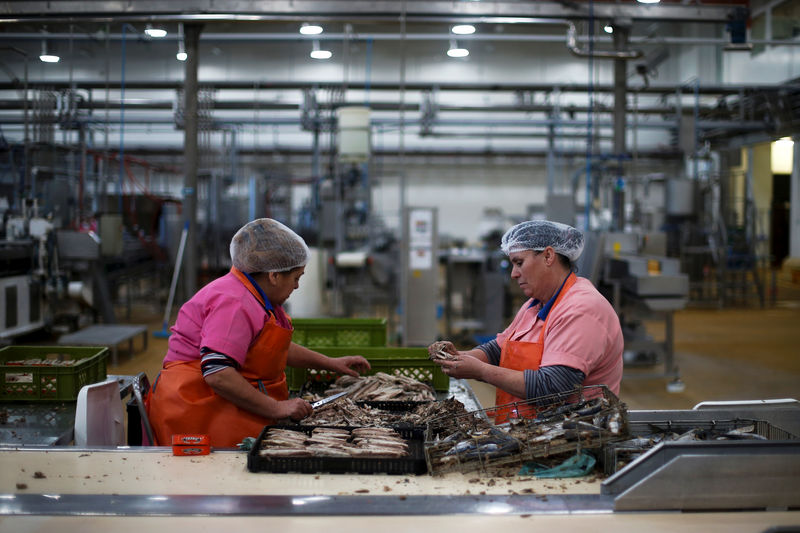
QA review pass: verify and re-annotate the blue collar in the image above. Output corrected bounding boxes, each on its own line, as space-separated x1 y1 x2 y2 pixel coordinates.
241 271 275 313
528 272 573 320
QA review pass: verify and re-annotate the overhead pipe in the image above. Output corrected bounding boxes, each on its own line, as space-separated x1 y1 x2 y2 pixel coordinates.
3 79 791 96
3 31 799 48
566 20 642 60
0 97 721 116
0 115 767 131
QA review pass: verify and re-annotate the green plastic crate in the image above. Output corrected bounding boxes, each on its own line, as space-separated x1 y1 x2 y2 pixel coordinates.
291 318 387 347
286 346 448 392
0 345 109 402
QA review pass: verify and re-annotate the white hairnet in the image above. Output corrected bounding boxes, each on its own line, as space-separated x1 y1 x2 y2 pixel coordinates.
500 220 585 263
229 218 309 273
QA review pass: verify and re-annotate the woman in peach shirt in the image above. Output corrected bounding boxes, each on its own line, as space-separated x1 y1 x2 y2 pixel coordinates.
429 220 623 422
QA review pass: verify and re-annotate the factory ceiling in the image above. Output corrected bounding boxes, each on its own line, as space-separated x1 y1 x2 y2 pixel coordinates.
0 0 751 24
0 0 795 155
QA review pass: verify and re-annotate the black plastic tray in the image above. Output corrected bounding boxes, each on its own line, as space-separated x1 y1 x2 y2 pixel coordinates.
356 400 433 412
247 425 427 475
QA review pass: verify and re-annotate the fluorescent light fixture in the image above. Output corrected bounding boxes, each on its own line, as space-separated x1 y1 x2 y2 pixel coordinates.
771 137 794 174
300 23 323 35
176 23 187 61
310 49 332 59
144 25 167 38
636 0 661 3
451 24 476 35
447 39 469 58
604 23 614 34
39 40 59 63
310 40 332 59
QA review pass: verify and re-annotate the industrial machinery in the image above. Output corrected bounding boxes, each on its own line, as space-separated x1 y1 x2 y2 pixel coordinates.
1 200 53 341
440 247 508 346
586 231 689 391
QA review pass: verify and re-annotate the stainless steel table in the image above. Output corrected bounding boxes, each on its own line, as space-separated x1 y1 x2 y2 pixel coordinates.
58 325 148 366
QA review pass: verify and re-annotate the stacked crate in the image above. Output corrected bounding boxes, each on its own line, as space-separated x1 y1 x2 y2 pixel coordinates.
288 318 448 393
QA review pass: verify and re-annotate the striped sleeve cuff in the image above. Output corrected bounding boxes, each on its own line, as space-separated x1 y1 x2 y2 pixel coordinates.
523 365 585 399
475 339 501 365
200 349 240 377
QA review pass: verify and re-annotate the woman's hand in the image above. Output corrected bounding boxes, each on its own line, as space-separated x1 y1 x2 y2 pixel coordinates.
434 352 485 380
276 398 313 421
428 340 458 359
326 355 371 377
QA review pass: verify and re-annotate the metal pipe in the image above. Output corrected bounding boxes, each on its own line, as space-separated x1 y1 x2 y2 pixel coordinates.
567 21 642 60
0 115 767 131
2 79 792 96
3 30 799 47
0 98 714 116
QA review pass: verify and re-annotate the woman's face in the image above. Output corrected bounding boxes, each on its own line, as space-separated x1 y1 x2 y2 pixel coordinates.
508 249 546 300
270 266 305 305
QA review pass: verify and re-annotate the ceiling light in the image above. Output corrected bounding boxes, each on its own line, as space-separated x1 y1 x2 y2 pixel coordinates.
39 40 59 63
310 49 332 59
636 0 661 3
144 24 167 38
310 40 332 60
451 24 476 35
300 23 323 35
447 39 469 58
604 23 614 34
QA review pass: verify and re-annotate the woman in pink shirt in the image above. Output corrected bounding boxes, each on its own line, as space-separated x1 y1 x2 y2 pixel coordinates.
148 218 370 446
429 220 623 422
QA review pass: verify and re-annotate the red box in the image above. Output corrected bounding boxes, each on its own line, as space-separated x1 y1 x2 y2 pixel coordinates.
172 434 211 456
172 434 210 446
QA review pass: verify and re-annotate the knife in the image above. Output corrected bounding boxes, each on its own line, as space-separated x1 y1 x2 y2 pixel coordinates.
311 391 349 409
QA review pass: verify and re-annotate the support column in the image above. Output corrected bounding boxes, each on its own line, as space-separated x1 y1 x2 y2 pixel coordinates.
611 25 629 232
182 24 202 298
788 137 800 264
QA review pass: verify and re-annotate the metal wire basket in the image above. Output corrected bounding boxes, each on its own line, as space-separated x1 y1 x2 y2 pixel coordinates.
424 385 630 475
601 417 799 476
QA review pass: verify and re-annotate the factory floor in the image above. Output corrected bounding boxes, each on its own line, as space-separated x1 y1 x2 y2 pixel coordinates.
105 275 800 412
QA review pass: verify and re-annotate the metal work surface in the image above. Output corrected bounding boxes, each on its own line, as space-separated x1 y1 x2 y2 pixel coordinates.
58 324 148 366
0 493 613 517
603 405 800 511
603 441 800 511
610 451 800 512
447 378 484 415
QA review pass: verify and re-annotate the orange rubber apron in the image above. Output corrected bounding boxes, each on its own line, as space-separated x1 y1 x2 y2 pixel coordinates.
148 267 291 447
493 272 577 423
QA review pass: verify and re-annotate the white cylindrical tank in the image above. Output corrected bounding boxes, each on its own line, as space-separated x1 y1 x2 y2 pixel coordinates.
337 106 370 163
286 247 326 317
666 179 694 217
